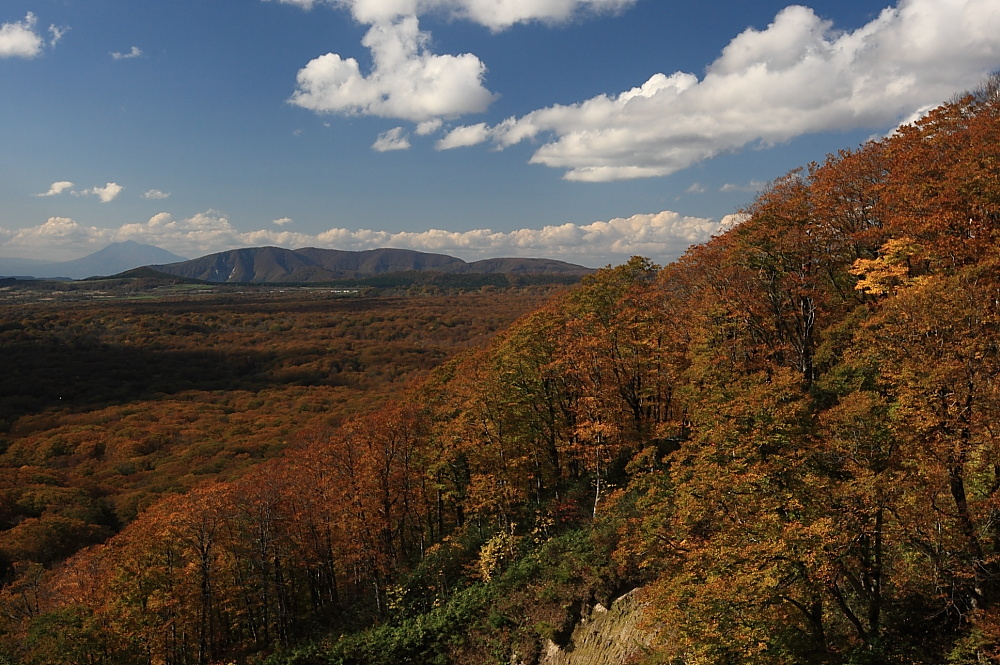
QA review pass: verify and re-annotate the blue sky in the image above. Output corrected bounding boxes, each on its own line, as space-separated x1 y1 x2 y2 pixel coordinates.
1 0 998 267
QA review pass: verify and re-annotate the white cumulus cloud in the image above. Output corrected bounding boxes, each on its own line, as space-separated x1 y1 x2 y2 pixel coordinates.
143 189 171 200
29 217 96 241
0 13 44 58
436 122 490 149
373 127 411 151
111 46 142 60
36 181 74 197
267 0 319 9
721 181 767 193
416 118 443 135
78 182 124 203
441 0 1000 181
289 16 495 122
48 24 68 48
273 217 294 226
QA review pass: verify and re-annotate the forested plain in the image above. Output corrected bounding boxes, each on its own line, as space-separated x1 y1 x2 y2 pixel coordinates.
5 78 1000 664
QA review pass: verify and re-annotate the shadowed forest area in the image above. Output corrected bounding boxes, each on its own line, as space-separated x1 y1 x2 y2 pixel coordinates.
4 79 1000 664
0 288 560 593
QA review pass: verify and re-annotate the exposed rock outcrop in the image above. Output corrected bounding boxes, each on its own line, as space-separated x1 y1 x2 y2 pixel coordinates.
535 589 656 665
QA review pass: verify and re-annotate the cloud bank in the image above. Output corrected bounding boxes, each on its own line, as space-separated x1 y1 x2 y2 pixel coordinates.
0 210 730 267
438 0 1000 181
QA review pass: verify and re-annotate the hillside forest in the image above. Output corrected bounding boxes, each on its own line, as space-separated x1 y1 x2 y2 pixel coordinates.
3 77 1000 664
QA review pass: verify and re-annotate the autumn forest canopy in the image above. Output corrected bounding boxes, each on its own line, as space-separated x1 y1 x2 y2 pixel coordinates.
4 76 1000 664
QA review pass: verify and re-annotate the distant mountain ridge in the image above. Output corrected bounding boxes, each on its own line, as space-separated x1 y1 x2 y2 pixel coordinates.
151 247 594 283
1 241 188 280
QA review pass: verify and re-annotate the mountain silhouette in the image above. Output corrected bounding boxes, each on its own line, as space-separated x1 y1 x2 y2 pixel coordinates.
151 247 593 283
4 241 188 280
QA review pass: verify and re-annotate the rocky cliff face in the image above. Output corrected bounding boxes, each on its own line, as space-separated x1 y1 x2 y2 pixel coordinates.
534 589 656 665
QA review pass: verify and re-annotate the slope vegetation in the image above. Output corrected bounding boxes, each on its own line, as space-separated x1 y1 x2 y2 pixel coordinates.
4 78 1000 664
